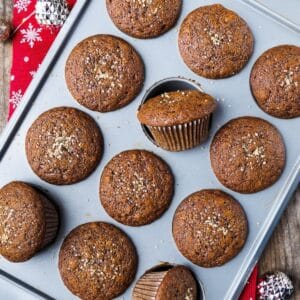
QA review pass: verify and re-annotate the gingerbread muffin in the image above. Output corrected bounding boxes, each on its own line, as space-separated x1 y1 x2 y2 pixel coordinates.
100 150 174 226
178 4 254 79
59 222 137 300
65 34 144 112
106 0 182 39
250 45 300 119
132 263 198 300
0 181 59 262
172 189 248 267
137 90 216 151
210 117 285 193
25 107 103 185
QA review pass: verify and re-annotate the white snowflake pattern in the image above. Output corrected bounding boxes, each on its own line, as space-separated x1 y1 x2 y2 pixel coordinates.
29 64 41 78
14 0 31 13
20 23 42 48
9 90 23 109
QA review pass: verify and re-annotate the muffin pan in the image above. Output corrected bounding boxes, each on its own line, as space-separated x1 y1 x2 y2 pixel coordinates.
0 0 299 299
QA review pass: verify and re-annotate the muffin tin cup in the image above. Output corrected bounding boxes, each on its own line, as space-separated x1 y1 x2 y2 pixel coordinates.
140 77 213 152
40 195 59 248
132 262 205 300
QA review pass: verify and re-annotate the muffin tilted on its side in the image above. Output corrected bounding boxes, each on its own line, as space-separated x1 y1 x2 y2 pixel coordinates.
59 222 137 300
137 90 216 151
132 263 198 300
65 34 144 112
178 4 254 79
106 0 182 39
172 189 248 268
0 181 59 262
25 107 103 185
210 116 286 193
100 149 174 226
250 44 300 119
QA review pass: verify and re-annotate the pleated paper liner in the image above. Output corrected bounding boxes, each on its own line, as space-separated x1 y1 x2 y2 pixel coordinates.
40 195 59 248
132 263 173 300
146 114 212 152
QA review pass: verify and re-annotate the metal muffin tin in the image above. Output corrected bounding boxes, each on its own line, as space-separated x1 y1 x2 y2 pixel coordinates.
0 0 299 299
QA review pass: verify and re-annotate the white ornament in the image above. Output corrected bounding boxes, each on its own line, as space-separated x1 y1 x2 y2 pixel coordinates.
35 0 70 27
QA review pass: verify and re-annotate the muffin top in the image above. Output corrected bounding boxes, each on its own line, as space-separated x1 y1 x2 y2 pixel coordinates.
178 4 254 79
137 90 216 126
106 0 182 39
25 107 103 185
59 222 137 300
250 45 300 119
65 34 144 112
100 150 174 226
210 117 285 193
172 189 248 267
132 264 198 300
0 181 46 262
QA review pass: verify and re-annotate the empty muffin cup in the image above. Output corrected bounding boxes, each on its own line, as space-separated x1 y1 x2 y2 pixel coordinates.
137 77 216 151
132 262 204 300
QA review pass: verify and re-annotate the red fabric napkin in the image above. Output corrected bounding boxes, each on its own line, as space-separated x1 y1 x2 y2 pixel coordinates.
8 1 258 298
8 0 75 118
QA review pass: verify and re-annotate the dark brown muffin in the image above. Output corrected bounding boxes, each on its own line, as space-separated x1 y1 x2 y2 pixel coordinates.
172 189 248 267
250 45 300 119
137 90 216 151
178 4 254 79
65 34 144 112
210 117 285 193
132 263 198 300
0 181 59 262
100 150 174 226
106 0 182 39
59 222 137 300
138 90 216 126
25 107 103 185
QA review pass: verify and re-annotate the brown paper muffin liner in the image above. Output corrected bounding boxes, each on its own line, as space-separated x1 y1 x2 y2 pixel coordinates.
39 195 59 248
132 263 173 300
146 114 212 152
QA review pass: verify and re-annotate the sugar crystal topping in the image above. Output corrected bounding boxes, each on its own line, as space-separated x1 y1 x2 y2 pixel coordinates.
47 130 76 160
78 43 125 97
240 132 267 170
69 243 122 281
204 28 233 46
132 0 153 7
280 68 299 89
185 287 194 300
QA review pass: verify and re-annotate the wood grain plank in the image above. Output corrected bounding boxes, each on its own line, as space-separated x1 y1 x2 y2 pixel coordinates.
260 187 300 300
0 0 12 132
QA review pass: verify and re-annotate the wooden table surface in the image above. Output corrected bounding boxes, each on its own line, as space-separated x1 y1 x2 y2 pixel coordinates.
0 1 299 299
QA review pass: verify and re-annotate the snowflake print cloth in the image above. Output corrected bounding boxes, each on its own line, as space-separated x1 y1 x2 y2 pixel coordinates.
14 0 31 13
8 0 75 117
20 23 42 48
9 89 23 109
8 1 258 298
